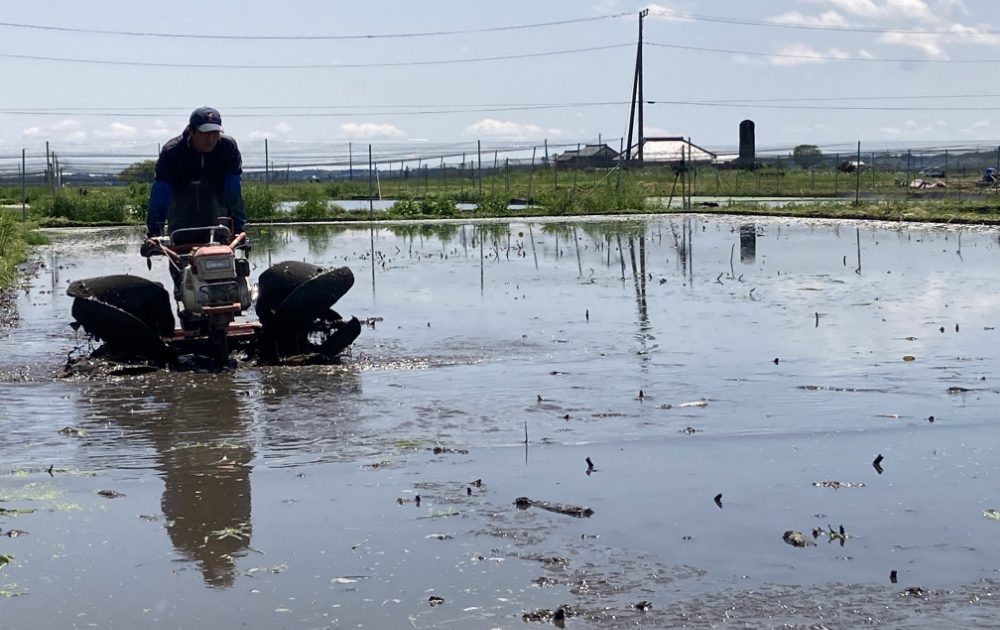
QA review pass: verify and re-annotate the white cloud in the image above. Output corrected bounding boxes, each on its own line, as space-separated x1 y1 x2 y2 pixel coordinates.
50 119 81 131
63 131 88 144
144 120 173 139
772 10 848 27
646 3 692 21
21 127 43 137
339 122 405 139
463 118 561 140
797 0 996 58
934 0 968 15
823 0 882 18
643 126 679 137
884 0 936 22
945 23 1000 46
783 122 832 135
248 121 295 140
958 119 993 135
879 31 947 57
94 122 138 139
768 43 851 66
590 0 622 15
879 119 937 138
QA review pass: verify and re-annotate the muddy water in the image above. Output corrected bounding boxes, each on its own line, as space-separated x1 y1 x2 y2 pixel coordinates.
1 216 1000 628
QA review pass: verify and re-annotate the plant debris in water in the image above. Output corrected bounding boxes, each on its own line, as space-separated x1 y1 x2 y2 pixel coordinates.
782 530 815 547
0 508 34 517
522 606 573 625
515 497 594 518
812 480 866 489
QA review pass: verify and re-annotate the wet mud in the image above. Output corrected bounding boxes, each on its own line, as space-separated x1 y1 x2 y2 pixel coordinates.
1 217 1000 627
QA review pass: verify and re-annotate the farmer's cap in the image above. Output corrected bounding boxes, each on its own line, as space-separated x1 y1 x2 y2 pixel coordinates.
189 106 224 133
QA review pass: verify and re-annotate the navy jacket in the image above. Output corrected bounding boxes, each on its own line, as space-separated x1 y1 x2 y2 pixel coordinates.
147 133 246 237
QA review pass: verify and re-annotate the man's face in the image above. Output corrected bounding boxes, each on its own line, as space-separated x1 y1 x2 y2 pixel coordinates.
189 128 221 153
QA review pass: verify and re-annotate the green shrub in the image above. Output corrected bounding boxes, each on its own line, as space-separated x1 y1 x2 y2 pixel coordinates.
387 194 458 219
290 187 334 220
0 214 26 287
31 189 132 223
419 194 457 217
475 194 508 215
243 184 279 220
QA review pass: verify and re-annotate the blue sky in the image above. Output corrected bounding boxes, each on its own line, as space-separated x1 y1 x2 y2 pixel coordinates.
2 0 999 170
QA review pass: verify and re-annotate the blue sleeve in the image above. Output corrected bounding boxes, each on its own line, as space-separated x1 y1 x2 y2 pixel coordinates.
147 180 173 236
223 174 246 232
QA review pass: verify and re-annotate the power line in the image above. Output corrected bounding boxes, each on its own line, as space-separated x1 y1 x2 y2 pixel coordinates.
646 41 1000 63
647 7 999 36
6 93 1000 120
646 99 1000 112
0 12 631 41
0 43 631 69
4 93 999 116
0 102 631 118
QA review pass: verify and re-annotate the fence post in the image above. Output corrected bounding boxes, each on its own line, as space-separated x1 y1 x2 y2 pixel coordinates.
571 143 580 195
528 146 536 201
855 141 861 205
834 153 839 195
21 148 27 220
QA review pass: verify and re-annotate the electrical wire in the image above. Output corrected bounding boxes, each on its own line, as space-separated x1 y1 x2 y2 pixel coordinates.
4 94 1000 117
644 99 1000 112
646 41 1000 63
0 43 631 69
0 12 632 40
647 7 998 36
0 102 631 118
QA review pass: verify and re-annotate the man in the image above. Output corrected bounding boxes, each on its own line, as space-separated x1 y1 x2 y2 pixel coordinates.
146 106 246 244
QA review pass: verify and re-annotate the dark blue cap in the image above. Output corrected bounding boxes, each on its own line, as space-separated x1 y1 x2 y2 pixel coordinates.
190 107 224 133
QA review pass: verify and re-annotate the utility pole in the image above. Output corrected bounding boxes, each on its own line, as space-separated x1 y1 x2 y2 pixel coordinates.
349 142 353 181
625 9 648 166
264 138 270 190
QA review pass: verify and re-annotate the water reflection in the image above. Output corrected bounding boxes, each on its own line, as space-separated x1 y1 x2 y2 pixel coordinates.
739 223 757 264
87 378 254 589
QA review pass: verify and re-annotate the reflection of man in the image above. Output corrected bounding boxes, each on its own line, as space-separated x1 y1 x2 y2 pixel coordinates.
86 376 253 589
146 107 246 245
160 423 253 589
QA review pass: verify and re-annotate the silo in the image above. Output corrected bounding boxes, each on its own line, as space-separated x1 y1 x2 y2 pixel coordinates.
738 120 755 168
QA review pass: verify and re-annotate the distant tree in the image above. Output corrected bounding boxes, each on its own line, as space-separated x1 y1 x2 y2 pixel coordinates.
792 145 823 169
118 160 156 184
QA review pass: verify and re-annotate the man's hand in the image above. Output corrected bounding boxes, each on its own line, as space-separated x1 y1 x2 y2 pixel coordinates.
140 238 161 258
230 232 248 249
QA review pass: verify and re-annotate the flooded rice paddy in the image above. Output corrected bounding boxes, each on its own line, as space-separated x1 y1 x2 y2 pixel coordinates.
1 215 1000 628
